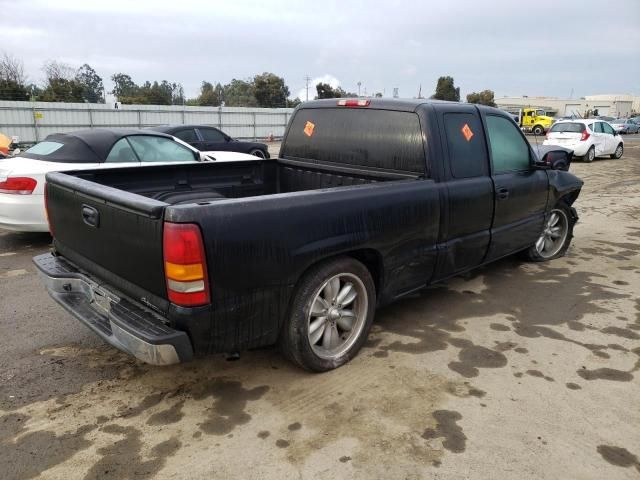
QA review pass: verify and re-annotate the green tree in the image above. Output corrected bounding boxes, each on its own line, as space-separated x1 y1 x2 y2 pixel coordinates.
0 53 29 100
41 61 84 102
253 72 289 107
466 89 496 107
222 79 257 107
431 76 460 102
315 82 341 99
75 64 104 103
196 81 222 106
111 73 138 102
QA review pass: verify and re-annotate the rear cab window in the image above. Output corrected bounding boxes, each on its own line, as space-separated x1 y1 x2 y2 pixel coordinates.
282 108 426 175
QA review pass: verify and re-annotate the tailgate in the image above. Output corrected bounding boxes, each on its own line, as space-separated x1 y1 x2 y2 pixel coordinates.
46 171 169 311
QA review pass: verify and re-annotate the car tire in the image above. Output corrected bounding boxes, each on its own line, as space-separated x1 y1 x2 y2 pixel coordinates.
610 143 623 159
584 146 595 162
249 148 266 159
524 202 576 262
279 257 376 372
532 125 544 136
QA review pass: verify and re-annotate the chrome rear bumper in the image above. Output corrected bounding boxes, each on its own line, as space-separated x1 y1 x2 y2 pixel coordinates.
33 253 193 365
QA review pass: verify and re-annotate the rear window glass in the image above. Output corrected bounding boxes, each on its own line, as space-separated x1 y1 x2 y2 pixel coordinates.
550 123 585 133
282 108 425 174
24 141 64 155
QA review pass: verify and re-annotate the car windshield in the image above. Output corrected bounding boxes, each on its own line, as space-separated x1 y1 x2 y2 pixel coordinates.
611 120 624 124
550 122 585 133
536 110 545 116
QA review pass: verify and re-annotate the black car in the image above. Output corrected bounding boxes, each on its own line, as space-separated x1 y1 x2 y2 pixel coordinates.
148 125 270 158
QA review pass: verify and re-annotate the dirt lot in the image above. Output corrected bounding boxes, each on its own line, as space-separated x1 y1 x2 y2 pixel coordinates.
1 139 639 479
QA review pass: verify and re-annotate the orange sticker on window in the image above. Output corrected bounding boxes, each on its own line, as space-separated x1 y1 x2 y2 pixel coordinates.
304 121 315 137
461 123 474 142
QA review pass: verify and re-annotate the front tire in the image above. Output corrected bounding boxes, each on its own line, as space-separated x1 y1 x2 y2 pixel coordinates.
610 143 623 159
524 203 575 262
584 146 595 162
279 257 376 372
533 125 544 136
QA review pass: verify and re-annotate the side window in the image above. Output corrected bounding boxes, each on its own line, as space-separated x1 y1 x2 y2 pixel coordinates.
174 128 198 143
127 136 197 163
198 128 226 142
602 123 615 135
485 115 531 173
105 138 138 163
593 122 604 133
443 112 487 178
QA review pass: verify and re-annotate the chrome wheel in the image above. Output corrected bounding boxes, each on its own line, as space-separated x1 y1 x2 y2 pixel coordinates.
535 209 569 259
307 273 368 360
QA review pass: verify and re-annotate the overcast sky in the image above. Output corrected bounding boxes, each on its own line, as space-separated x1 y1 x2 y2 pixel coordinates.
1 0 639 101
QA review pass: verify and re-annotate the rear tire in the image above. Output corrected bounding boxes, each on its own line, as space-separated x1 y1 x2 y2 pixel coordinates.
249 148 266 158
524 202 575 262
610 143 623 159
279 257 376 372
533 125 544 136
584 146 595 162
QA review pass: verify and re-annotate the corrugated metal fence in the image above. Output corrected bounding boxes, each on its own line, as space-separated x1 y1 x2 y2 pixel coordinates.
0 101 295 144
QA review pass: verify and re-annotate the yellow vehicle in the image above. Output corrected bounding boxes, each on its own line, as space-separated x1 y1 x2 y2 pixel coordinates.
506 108 555 135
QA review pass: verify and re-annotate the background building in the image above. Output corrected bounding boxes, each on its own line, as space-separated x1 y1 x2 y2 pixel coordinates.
496 94 637 118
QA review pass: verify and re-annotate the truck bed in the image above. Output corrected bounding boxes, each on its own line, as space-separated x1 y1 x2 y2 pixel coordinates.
68 158 417 206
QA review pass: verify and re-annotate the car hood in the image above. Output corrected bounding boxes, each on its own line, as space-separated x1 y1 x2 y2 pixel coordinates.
201 151 267 162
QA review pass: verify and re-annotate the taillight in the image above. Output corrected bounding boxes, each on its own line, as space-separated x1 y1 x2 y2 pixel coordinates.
545 131 550 139
163 222 210 307
337 99 371 107
0 177 37 194
44 182 54 236
580 130 590 141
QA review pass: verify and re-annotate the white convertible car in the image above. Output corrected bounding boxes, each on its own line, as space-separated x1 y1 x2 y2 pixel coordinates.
0 129 261 232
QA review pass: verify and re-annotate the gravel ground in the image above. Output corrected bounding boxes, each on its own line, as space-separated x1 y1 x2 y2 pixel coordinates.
1 137 639 480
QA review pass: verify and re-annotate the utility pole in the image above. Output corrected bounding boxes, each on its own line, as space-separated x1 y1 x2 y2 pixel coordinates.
305 75 311 102
357 81 362 97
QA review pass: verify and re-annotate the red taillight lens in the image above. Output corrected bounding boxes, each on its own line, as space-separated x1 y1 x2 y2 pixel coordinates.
580 130 590 141
0 177 37 194
337 99 371 107
163 222 210 307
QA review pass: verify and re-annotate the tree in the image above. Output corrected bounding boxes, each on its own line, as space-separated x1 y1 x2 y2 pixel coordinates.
466 89 496 107
196 81 222 106
41 61 84 102
315 82 340 99
253 72 289 107
111 73 138 102
0 53 29 100
222 79 257 107
431 76 460 102
75 64 104 103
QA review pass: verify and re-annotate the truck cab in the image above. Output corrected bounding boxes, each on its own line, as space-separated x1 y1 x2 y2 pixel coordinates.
510 108 555 135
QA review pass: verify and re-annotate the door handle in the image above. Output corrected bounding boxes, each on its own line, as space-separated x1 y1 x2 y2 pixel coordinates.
496 187 510 200
81 205 100 228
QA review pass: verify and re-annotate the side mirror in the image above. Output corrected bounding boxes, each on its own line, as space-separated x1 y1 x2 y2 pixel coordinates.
539 150 572 171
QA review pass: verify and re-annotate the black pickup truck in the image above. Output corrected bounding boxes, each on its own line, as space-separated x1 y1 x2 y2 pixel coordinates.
34 99 583 371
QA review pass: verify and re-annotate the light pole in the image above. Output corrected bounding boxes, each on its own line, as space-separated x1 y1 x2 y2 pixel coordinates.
357 81 361 97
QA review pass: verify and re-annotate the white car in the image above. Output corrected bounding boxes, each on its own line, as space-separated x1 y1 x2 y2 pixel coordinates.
0 129 262 232
543 119 624 163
